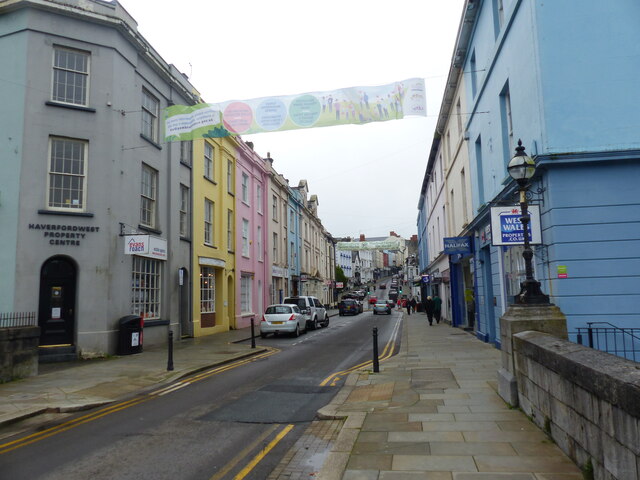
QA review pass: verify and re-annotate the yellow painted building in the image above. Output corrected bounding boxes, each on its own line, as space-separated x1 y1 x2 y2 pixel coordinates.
190 137 238 336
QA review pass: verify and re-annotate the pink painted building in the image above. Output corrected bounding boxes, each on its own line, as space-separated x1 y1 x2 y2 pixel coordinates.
234 141 270 329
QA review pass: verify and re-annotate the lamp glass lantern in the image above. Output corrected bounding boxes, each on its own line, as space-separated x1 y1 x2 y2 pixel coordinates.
507 140 536 185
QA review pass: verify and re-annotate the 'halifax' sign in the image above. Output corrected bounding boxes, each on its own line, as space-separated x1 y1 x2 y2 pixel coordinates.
443 237 472 255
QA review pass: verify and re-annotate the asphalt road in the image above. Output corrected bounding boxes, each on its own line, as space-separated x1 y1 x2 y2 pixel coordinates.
0 307 402 480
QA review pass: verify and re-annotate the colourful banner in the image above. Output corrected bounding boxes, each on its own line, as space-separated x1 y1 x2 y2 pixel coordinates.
336 240 403 251
164 78 426 141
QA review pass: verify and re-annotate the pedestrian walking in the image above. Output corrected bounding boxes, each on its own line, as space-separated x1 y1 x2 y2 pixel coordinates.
410 297 417 314
425 296 435 325
433 294 442 324
405 297 412 315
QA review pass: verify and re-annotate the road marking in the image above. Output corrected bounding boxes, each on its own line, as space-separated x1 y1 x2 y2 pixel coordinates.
209 424 280 480
232 424 295 480
319 316 402 387
0 347 280 455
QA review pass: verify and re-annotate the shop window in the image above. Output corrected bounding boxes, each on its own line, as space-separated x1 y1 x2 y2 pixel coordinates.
131 256 162 319
201 266 216 327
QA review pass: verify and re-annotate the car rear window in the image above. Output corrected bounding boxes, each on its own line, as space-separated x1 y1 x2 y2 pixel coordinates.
342 299 356 305
266 306 292 314
284 298 306 309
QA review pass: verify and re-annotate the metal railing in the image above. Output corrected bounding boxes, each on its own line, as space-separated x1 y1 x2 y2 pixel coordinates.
569 322 640 362
0 312 37 328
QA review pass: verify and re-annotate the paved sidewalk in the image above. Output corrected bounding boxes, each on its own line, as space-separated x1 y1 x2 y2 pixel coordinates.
0 326 264 428
313 313 583 480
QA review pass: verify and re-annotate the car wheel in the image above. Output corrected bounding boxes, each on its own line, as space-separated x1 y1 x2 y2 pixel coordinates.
260 332 267 338
292 324 300 338
313 317 318 330
324 317 330 327
374 311 377 315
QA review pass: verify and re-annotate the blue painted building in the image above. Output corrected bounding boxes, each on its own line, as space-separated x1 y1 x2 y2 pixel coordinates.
288 187 303 296
455 0 640 344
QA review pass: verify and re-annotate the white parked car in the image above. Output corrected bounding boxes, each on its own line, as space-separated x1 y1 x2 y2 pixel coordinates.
260 304 307 338
282 296 328 330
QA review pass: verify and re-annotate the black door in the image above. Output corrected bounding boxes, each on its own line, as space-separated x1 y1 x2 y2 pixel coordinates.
38 257 76 346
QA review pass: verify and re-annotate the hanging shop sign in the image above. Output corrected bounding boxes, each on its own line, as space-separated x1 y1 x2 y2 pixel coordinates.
443 237 472 255
271 265 289 278
124 235 167 261
490 206 542 246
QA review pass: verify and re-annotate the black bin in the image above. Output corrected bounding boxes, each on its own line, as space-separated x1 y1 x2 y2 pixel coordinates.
117 315 143 355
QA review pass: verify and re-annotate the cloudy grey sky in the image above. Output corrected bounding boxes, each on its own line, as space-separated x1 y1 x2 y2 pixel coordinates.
122 0 465 239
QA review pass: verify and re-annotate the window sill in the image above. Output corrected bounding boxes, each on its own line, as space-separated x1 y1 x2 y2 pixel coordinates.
180 236 191 243
228 192 235 197
240 312 255 318
38 209 94 217
45 101 96 113
138 224 162 235
180 161 192 168
204 176 217 185
204 244 218 249
143 319 170 327
140 133 162 150
228 249 235 254
242 201 251 207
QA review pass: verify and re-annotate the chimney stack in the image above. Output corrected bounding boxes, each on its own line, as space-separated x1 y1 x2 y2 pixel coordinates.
360 234 366 241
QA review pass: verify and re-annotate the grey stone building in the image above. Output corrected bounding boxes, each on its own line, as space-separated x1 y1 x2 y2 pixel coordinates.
0 0 198 357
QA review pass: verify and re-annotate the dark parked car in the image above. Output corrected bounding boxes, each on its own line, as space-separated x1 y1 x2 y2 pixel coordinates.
379 284 386 289
339 299 360 316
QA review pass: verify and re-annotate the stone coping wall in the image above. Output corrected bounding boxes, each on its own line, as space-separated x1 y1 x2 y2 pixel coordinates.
513 331 640 480
0 326 40 382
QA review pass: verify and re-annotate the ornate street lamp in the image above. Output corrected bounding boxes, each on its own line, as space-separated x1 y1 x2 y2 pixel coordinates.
507 140 550 305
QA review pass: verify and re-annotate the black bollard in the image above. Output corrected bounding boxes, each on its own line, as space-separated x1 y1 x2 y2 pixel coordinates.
167 329 174 371
372 327 379 373
250 317 256 349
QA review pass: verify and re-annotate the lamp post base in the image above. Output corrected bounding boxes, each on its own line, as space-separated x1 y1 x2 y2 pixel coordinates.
514 279 550 305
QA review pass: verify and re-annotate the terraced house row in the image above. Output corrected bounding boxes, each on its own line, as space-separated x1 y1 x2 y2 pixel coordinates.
0 0 335 359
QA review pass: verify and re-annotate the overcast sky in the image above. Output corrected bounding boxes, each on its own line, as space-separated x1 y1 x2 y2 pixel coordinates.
122 0 465 240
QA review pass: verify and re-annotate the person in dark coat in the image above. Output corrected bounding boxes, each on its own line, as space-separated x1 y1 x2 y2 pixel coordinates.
433 294 442 324
425 296 435 325
410 297 417 314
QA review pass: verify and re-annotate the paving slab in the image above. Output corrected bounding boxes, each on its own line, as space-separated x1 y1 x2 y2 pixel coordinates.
310 314 582 480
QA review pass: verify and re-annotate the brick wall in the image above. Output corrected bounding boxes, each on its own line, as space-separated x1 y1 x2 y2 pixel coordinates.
513 331 640 479
0 326 40 382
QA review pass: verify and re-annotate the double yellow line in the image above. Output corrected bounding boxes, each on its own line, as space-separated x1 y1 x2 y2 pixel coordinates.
0 347 279 455
319 317 402 387
210 423 294 480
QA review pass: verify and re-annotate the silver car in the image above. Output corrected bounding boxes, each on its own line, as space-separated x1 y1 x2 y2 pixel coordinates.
260 304 306 337
373 300 392 315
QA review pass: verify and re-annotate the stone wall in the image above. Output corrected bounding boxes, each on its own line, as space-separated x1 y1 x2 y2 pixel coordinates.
0 327 40 382
513 330 640 480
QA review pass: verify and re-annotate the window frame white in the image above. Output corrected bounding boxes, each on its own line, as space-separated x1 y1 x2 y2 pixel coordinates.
242 218 250 257
241 173 249 204
52 46 90 106
241 274 253 314
204 198 214 246
47 136 88 212
227 209 234 252
180 184 190 238
131 256 162 320
140 164 157 228
256 184 263 213
200 266 215 314
204 143 214 180
141 88 159 143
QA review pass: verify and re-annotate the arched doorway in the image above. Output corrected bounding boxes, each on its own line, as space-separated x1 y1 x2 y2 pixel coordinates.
38 256 77 346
